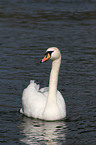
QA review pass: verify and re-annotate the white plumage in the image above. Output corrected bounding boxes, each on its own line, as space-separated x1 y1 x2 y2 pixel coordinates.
20 47 66 121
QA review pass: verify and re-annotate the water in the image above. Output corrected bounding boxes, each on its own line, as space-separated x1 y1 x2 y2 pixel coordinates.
0 0 96 144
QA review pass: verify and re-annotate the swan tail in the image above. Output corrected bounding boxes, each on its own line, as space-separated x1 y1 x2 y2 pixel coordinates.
30 80 40 91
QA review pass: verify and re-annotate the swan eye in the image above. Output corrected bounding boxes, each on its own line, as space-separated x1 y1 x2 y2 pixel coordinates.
45 51 54 57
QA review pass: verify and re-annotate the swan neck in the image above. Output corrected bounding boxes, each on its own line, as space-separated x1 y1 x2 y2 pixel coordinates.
48 57 61 101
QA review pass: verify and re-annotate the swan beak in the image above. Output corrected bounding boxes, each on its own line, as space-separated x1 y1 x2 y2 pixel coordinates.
40 53 50 63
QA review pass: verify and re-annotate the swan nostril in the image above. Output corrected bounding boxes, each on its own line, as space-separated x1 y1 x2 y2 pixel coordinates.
45 54 48 58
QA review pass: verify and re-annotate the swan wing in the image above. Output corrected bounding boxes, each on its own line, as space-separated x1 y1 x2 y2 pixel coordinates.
40 87 48 93
40 87 49 97
21 80 46 119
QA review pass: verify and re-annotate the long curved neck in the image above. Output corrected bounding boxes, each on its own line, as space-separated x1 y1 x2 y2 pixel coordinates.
48 56 61 102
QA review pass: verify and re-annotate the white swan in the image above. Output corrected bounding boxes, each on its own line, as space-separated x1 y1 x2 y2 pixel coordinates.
20 47 66 121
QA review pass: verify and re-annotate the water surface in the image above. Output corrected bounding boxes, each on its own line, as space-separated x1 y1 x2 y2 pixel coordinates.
0 0 96 144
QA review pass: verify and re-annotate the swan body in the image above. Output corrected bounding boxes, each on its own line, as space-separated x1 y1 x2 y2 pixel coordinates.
20 47 66 121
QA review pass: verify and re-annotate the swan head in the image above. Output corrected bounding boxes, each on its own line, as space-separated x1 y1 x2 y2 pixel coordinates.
40 47 61 63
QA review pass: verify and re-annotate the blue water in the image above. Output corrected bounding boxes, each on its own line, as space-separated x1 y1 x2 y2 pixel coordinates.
0 0 96 144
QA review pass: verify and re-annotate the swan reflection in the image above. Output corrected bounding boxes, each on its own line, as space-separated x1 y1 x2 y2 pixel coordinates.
19 116 67 145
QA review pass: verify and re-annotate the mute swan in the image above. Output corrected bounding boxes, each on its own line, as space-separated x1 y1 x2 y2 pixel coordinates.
20 47 66 121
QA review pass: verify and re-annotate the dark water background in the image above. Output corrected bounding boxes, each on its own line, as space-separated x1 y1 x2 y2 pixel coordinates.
0 0 96 144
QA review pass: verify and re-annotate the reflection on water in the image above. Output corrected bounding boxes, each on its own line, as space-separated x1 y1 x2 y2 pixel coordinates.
19 116 67 145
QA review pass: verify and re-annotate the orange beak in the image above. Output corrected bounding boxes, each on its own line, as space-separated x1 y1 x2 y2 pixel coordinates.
40 53 50 63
